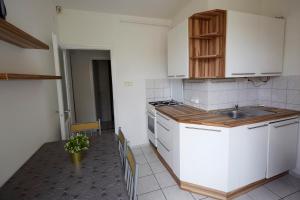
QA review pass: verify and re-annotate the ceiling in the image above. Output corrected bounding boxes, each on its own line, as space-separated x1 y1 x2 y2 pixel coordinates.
54 0 191 19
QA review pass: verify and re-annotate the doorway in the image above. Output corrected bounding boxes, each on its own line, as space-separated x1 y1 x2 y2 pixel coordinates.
67 50 115 132
92 60 115 130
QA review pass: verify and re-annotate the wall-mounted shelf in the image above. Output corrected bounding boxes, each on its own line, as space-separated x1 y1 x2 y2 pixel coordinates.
0 18 49 49
0 73 61 80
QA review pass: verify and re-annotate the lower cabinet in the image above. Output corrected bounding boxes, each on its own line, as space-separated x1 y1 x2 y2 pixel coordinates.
267 118 300 178
155 112 300 193
228 123 268 191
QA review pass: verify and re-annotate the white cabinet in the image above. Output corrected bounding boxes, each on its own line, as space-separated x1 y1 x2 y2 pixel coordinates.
267 118 300 178
258 16 285 76
167 10 285 78
228 123 268 191
226 11 261 77
180 124 229 191
226 11 285 77
156 112 178 167
167 19 189 79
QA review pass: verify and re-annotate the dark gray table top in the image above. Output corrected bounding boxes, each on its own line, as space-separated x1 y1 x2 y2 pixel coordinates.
0 133 129 200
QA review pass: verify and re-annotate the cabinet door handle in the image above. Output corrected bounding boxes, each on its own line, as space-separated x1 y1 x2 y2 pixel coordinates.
248 124 268 130
185 126 221 132
231 73 256 76
158 139 170 152
168 75 175 78
274 121 299 128
157 122 170 132
261 72 281 75
157 113 170 121
175 75 186 77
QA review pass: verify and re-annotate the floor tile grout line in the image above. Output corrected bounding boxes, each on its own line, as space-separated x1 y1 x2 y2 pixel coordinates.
141 145 168 200
263 185 282 199
141 144 198 200
278 189 300 200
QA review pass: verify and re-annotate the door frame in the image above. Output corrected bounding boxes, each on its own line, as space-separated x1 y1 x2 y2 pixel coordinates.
61 43 119 134
52 33 71 140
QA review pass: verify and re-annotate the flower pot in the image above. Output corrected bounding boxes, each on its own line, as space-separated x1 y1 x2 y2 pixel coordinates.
70 152 82 165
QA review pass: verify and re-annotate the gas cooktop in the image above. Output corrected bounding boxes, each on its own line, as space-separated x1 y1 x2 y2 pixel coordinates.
149 100 182 107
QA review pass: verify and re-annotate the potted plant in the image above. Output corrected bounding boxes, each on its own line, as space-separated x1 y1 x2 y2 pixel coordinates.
64 134 90 164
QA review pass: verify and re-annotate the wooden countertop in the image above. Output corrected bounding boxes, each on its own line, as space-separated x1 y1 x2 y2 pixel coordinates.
156 105 300 128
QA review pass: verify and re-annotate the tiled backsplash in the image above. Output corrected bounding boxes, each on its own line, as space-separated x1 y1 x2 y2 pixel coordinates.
257 76 300 111
145 79 171 102
183 79 259 110
183 76 300 111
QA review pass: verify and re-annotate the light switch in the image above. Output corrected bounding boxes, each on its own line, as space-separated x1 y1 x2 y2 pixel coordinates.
124 81 133 87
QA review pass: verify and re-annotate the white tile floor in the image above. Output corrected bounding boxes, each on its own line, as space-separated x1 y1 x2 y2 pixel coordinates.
133 144 300 200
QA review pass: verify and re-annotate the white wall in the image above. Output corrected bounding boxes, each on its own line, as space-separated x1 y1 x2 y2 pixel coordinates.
57 9 171 145
70 50 110 122
0 0 59 186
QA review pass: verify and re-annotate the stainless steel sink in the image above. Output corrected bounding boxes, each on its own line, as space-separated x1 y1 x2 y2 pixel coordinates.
213 106 276 119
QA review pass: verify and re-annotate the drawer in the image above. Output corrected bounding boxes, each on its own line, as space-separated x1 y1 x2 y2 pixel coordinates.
157 112 172 130
157 138 172 167
157 121 172 150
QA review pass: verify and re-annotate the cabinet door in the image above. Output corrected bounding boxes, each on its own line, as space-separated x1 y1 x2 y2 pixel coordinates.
180 125 229 191
226 11 260 77
228 123 268 191
258 16 285 76
167 19 189 79
267 118 299 178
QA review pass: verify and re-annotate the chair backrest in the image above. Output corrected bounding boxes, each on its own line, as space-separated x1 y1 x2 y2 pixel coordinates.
125 146 138 200
118 127 127 167
70 119 101 137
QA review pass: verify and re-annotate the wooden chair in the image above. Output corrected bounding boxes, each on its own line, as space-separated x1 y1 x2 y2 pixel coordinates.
70 119 101 138
117 127 127 167
125 146 139 200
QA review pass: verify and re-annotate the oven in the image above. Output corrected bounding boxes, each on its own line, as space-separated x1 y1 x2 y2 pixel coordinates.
147 110 157 147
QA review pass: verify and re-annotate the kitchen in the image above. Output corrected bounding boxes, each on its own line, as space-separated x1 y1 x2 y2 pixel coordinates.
145 8 300 200
0 0 300 200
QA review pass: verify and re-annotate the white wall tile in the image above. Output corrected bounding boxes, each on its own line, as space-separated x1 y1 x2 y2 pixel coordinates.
287 90 300 105
271 89 287 103
258 89 272 101
288 76 300 90
272 77 288 89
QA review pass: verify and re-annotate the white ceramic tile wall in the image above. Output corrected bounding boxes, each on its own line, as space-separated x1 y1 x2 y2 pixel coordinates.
146 79 172 102
183 79 259 110
183 76 300 111
258 76 300 111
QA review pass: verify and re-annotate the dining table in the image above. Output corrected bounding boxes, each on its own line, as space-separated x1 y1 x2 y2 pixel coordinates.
0 133 129 200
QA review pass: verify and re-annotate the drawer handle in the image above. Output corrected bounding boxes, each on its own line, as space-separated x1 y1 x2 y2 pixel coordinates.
185 127 221 132
158 139 170 152
231 73 256 76
274 121 299 128
270 117 299 124
176 75 186 77
261 72 281 75
248 124 268 130
157 113 170 121
157 122 170 132
168 75 175 78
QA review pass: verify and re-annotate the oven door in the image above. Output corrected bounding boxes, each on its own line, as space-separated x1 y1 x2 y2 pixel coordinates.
147 112 157 146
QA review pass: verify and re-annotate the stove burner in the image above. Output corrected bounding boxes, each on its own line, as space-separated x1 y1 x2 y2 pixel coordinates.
149 100 182 107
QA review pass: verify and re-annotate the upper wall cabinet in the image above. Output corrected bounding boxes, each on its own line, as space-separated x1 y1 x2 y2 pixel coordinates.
167 10 285 79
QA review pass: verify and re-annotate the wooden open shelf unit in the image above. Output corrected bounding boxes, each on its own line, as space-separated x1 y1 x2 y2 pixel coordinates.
0 73 61 80
0 18 49 49
189 9 226 79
